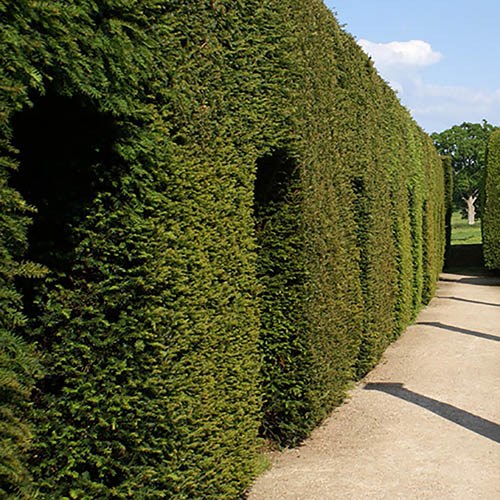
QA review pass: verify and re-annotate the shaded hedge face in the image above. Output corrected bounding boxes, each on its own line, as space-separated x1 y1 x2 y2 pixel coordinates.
442 156 454 263
483 131 500 269
1 0 445 497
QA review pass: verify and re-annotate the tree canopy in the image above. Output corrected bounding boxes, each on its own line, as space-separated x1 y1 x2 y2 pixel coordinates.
431 121 498 216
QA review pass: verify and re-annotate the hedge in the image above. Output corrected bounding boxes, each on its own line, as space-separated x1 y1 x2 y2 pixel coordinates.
442 156 454 262
1 0 445 497
483 131 500 269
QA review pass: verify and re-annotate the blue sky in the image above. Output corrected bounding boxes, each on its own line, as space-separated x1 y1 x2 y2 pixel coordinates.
323 0 500 133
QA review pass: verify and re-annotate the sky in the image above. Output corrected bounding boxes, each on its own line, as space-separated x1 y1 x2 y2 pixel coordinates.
323 0 500 133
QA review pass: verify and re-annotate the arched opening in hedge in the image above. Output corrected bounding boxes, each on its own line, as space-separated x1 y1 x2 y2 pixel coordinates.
254 150 301 260
253 150 310 445
11 93 120 272
10 92 121 314
254 150 298 215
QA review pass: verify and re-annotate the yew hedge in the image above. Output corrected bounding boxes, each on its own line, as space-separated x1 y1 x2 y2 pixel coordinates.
1 0 445 497
483 130 500 269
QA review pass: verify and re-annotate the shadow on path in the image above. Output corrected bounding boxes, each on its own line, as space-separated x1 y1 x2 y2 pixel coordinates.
365 383 500 444
417 321 499 343
445 244 483 270
439 276 500 286
437 296 500 308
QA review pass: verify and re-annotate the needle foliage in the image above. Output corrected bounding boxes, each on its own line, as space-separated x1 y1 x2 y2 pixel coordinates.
483 131 500 269
1 1 445 497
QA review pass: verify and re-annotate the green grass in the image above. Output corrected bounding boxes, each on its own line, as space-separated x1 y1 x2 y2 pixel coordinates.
451 211 482 245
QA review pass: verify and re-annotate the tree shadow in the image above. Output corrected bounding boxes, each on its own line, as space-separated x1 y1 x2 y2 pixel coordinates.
364 383 500 444
439 275 500 286
417 321 499 342
437 296 500 308
445 244 483 270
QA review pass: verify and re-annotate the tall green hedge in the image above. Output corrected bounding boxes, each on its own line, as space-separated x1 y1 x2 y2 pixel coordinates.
252 0 444 445
1 0 445 497
483 130 500 269
1 1 273 497
442 156 454 261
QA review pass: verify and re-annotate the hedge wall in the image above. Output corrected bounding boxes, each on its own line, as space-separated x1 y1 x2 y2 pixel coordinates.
442 156 454 261
1 0 445 497
483 130 500 269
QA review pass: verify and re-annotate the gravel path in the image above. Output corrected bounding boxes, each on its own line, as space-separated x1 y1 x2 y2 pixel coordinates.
249 271 500 499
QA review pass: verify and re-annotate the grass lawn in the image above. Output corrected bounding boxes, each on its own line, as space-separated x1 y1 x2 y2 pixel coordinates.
451 211 482 245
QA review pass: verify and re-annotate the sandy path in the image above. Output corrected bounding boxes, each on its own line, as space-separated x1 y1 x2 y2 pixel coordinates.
249 272 500 499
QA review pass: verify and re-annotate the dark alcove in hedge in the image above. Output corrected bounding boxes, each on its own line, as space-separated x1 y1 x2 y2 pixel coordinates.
254 150 310 444
254 150 297 211
11 94 120 276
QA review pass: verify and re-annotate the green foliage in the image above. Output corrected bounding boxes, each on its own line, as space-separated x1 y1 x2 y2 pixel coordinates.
256 0 445 444
0 331 40 499
442 156 454 256
0 162 44 496
483 130 500 269
431 121 497 214
421 136 446 303
1 0 446 497
254 151 313 445
2 1 269 497
0 29 46 489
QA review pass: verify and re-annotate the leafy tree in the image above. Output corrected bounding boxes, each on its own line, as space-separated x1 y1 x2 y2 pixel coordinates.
431 120 497 224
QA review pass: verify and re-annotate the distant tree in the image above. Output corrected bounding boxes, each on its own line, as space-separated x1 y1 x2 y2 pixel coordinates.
431 120 497 225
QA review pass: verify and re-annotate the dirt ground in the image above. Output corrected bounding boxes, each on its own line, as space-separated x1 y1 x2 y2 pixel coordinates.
249 272 500 499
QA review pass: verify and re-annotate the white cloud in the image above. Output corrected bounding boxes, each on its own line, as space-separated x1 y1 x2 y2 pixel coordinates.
359 39 442 68
356 38 500 132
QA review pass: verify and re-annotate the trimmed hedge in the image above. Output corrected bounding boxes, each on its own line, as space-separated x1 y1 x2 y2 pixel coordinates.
0 4 46 488
2 2 270 497
483 131 500 269
1 0 445 497
442 156 454 261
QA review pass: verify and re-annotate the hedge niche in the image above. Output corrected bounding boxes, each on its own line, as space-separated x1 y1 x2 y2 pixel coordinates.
483 130 500 269
1 0 446 498
254 150 312 444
